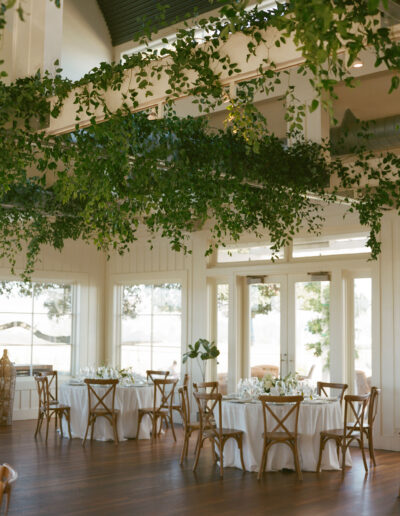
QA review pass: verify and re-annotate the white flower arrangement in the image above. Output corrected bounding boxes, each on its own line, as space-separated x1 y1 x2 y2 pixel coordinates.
261 372 299 395
81 365 137 384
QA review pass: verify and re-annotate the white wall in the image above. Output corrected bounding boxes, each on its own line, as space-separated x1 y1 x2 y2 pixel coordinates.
61 0 112 81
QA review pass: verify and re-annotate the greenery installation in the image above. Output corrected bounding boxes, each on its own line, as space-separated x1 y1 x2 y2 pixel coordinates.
1 0 400 279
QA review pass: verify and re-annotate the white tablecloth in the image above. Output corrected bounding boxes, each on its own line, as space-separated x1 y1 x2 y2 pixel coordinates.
59 383 154 441
218 400 352 472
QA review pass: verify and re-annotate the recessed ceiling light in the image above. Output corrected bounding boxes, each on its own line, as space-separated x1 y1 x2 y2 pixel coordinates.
352 58 363 69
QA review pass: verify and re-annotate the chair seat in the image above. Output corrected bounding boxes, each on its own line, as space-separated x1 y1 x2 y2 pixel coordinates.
321 428 361 439
91 408 120 416
139 407 168 415
49 400 59 406
44 403 70 411
204 427 243 438
263 431 296 441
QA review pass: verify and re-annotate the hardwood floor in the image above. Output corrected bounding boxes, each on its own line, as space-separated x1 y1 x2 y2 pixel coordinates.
1 420 399 516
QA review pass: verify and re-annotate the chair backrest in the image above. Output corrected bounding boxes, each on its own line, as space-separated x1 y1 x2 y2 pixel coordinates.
0 463 17 515
344 393 370 435
182 373 189 387
146 370 169 383
34 375 50 410
317 381 348 402
259 395 303 440
193 381 218 394
193 391 222 439
178 385 191 428
368 387 381 427
37 371 58 402
153 378 178 412
84 379 119 415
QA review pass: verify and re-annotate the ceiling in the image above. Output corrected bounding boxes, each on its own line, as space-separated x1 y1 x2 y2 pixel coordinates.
96 0 216 47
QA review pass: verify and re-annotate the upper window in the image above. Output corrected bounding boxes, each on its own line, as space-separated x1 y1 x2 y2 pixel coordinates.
217 244 284 264
120 283 182 377
0 282 73 375
292 234 371 258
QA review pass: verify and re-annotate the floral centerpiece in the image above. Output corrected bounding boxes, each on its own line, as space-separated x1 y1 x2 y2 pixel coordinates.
79 366 138 385
261 372 299 395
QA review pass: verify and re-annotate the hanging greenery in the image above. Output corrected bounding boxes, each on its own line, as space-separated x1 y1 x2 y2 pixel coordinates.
0 0 400 278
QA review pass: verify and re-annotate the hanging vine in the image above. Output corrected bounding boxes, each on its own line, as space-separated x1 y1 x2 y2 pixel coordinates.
0 0 400 278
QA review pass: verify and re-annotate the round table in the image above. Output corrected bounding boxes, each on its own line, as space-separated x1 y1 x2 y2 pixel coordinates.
59 382 154 441
218 399 352 472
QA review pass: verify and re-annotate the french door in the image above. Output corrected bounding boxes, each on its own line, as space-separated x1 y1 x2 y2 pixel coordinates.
245 274 331 381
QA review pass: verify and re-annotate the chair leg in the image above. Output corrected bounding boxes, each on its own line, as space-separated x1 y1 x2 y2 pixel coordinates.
90 416 95 441
34 412 42 438
82 416 91 446
341 442 347 477
113 415 119 445
218 441 224 478
238 435 246 471
257 441 268 480
293 440 303 480
359 437 368 473
169 408 177 442
367 428 376 466
136 412 143 440
45 415 50 443
67 410 72 439
152 414 158 440
316 435 325 473
180 430 188 465
192 435 203 472
59 412 64 438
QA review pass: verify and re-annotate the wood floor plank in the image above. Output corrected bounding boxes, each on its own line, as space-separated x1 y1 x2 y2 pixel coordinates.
0 421 399 515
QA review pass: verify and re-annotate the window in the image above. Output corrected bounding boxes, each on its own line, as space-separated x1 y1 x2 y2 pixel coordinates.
353 278 372 394
0 281 73 374
217 244 284 263
120 283 182 376
292 234 370 258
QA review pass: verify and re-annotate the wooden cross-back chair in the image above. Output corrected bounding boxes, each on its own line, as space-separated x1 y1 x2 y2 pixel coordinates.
193 381 219 394
136 378 178 440
193 381 219 426
178 384 200 464
317 382 348 403
317 393 370 476
83 379 119 446
258 395 304 480
193 391 245 478
37 370 59 425
34 375 71 442
0 464 17 516
146 370 169 383
347 386 380 466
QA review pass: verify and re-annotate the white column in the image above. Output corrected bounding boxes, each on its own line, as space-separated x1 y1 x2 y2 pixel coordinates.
329 268 346 383
0 0 63 81
286 71 330 143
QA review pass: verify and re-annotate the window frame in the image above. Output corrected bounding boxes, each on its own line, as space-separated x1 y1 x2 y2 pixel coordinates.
0 275 78 376
111 271 188 375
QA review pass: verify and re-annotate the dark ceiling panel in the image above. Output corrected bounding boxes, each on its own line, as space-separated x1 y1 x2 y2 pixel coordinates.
97 0 216 47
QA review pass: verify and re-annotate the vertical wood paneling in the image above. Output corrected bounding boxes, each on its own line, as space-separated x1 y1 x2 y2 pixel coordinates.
144 246 152 273
136 245 145 272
